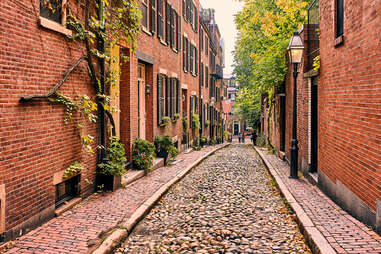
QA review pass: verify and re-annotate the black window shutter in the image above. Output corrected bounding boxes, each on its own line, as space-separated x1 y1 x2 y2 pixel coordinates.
165 76 170 116
205 66 208 87
190 44 193 74
182 0 186 20
150 0 156 34
165 1 170 44
171 78 175 118
183 36 186 71
195 47 198 75
186 38 190 72
157 74 163 125
176 12 180 51
190 96 193 128
194 5 198 32
176 79 180 114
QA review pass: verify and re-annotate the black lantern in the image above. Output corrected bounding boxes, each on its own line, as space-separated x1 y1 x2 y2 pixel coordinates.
287 31 304 179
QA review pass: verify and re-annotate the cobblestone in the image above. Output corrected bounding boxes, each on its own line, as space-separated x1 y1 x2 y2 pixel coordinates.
116 144 311 253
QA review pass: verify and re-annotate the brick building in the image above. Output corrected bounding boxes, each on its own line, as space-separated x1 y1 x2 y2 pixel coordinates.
0 0 225 242
262 0 381 233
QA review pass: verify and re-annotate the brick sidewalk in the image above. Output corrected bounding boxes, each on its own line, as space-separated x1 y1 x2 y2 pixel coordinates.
4 145 226 254
255 147 381 254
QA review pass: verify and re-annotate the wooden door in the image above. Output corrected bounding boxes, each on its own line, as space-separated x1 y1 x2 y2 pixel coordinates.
138 64 146 140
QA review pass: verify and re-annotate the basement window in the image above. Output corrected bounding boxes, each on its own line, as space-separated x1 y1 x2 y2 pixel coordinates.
55 175 80 208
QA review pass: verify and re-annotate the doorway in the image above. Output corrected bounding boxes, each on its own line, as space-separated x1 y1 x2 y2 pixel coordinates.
138 64 146 140
310 77 318 173
233 122 239 135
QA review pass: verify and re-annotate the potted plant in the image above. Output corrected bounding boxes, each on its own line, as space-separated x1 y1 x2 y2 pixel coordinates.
132 139 156 174
98 137 127 191
154 135 178 165
216 136 222 144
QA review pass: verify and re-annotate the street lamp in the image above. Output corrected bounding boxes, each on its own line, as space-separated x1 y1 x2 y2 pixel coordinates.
287 31 304 179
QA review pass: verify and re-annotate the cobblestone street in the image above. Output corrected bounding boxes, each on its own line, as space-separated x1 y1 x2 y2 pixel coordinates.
116 144 311 254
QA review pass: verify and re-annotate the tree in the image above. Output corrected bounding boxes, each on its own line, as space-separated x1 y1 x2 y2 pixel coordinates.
233 0 308 127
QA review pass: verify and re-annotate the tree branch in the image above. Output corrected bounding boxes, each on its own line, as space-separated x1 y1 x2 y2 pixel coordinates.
20 56 87 102
84 0 99 94
105 110 117 137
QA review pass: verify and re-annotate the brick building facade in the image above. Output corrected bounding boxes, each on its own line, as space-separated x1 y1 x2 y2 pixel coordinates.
0 0 226 242
262 0 381 233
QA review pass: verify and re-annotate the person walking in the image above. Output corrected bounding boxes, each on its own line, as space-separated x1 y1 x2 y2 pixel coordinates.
238 132 242 143
251 130 257 146
242 132 245 143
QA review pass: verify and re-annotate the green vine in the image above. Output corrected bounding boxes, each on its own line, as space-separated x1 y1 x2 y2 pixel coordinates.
313 55 320 71
63 161 84 179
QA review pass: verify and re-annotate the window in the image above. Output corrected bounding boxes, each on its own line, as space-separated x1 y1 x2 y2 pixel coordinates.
194 5 198 32
186 38 190 72
182 0 186 19
183 36 186 71
158 75 179 124
141 0 149 29
175 79 180 114
176 12 181 51
200 62 204 87
205 66 209 87
190 44 194 74
190 3 194 27
205 36 208 56
336 0 344 37
150 0 156 34
186 0 191 22
165 75 170 117
157 74 165 124
170 7 175 48
55 175 80 208
165 1 170 44
200 29 204 52
40 0 63 23
195 47 198 76
157 0 164 40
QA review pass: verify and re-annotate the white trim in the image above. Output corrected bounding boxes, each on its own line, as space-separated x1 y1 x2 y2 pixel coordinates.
159 68 168 75
39 16 72 36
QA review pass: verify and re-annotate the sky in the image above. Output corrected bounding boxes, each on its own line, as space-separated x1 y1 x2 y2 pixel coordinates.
199 0 244 77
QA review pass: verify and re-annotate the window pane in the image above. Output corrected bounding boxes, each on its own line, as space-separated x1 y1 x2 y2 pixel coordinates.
40 0 62 23
141 4 148 28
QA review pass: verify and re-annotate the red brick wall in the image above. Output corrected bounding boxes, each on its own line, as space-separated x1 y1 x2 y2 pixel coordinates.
319 0 381 211
0 0 98 234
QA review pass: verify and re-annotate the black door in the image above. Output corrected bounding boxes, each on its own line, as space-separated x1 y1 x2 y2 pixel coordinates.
310 77 318 173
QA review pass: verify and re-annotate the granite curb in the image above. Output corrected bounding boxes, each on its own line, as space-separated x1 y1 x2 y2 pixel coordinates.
92 143 230 254
253 145 337 254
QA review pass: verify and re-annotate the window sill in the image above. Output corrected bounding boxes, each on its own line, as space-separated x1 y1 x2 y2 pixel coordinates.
160 39 167 46
141 26 152 36
39 16 72 36
55 197 82 216
334 35 344 47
